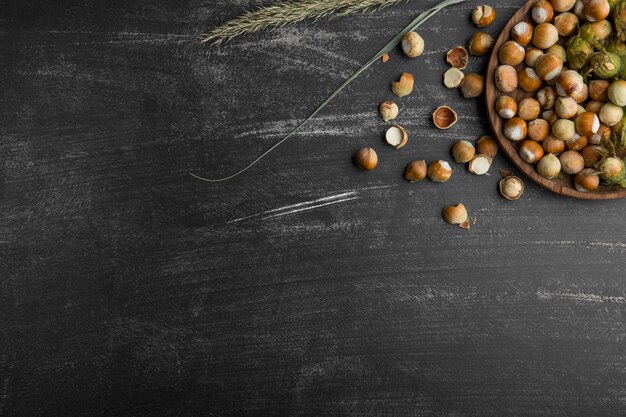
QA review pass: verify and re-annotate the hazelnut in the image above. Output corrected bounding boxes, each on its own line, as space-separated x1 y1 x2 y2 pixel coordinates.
432 106 458 129
401 32 425 58
404 160 427 182
379 101 398 122
354 148 378 171
472 4 496 27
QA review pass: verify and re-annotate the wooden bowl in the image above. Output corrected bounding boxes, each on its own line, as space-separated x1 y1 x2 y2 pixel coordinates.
485 0 626 200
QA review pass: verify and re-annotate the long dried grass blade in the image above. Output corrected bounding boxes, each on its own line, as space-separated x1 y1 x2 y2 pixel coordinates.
192 0 466 182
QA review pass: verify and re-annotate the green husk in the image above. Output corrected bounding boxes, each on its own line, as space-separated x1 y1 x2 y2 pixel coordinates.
590 50 623 78
614 0 626 41
598 156 626 186
579 20 613 47
567 35 594 70
192 0 466 182
605 36 626 56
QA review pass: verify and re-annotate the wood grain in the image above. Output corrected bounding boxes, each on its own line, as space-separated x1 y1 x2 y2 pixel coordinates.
485 0 626 200
1 0 626 416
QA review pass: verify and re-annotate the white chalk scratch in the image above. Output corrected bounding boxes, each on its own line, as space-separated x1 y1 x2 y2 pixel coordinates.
227 184 396 224
537 290 626 304
261 196 360 220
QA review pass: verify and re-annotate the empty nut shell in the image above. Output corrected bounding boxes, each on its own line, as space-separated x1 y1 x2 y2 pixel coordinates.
443 67 465 88
391 72 414 97
447 46 469 69
433 106 458 129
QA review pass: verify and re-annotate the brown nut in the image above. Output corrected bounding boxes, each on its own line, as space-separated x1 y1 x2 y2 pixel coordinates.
468 32 494 56
443 203 469 228
354 148 378 171
476 135 499 158
428 160 453 182
404 160 427 182
460 73 484 98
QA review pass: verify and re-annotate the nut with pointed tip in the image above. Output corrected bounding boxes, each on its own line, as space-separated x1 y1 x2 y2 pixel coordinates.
555 96 578 119
385 125 408 149
401 32 424 58
468 32 494 56
499 176 524 200
468 154 492 175
518 67 542 92
553 0 577 12
537 153 562 178
575 168 601 191
537 86 557 109
354 148 378 171
532 0 554 23
504 117 528 142
428 160 453 182
528 119 550 142
517 98 541 121
391 72 414 97
555 12 579 37
499 40 526 66
452 140 476 163
477 135 499 158
443 203 470 229
574 112 600 136
542 136 566 155
552 118 576 141
511 21 533 46
496 95 518 119
404 160 427 182
443 67 464 88
432 106 458 129
495 65 518 92
532 23 559 49
559 150 585 174
472 4 496 27
460 73 484 98
519 140 545 164
447 46 469 69
535 53 563 81
584 0 610 21
379 101 399 122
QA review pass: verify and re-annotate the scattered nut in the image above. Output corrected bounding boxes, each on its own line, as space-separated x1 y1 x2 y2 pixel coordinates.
452 140 476 163
460 73 484 98
385 125 408 149
443 203 470 229
468 154 492 175
401 32 425 58
432 106 458 129
391 72 414 97
354 147 378 171
447 46 469 69
476 135 499 158
379 101 399 121
404 160 427 182
499 175 525 200
444 67 465 88
472 4 496 27
428 160 453 182
468 32 494 56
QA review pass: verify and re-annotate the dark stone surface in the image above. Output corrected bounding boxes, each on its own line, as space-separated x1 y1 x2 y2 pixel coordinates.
1 0 625 415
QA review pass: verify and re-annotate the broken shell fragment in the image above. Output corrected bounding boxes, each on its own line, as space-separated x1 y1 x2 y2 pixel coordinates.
472 4 496 27
432 106 458 129
447 46 469 69
379 101 399 122
443 67 465 88
385 125 408 149
391 72 414 97
443 203 470 229
401 32 425 58
468 154 492 175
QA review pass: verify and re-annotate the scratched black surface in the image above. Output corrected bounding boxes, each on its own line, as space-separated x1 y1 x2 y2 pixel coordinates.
1 0 625 415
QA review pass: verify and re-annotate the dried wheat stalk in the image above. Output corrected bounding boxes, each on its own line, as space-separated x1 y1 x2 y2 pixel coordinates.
201 0 408 45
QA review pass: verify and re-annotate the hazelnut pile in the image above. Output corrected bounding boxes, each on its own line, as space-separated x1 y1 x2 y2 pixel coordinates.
492 0 626 192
